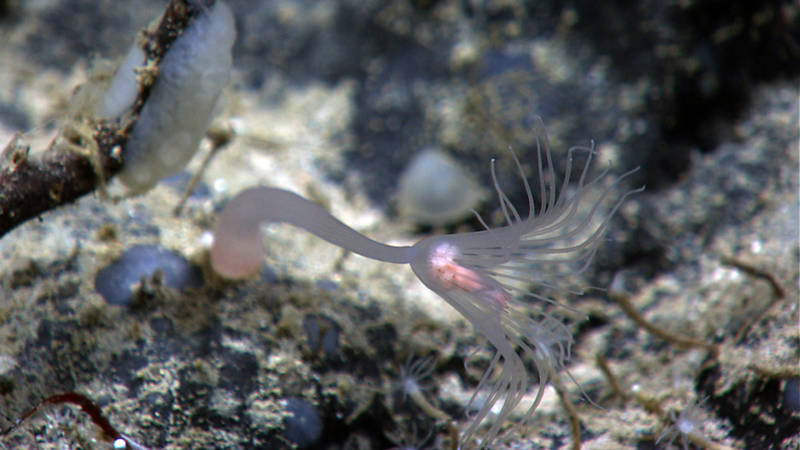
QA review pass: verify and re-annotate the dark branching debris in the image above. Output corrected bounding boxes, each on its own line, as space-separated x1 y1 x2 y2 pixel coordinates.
0 0 215 239
1 391 148 449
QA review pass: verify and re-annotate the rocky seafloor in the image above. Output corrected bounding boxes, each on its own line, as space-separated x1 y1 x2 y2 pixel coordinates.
0 1 797 448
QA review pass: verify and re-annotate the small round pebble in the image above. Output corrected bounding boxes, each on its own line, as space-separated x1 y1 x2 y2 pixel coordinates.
283 397 322 449
95 244 202 305
303 314 340 359
784 377 800 413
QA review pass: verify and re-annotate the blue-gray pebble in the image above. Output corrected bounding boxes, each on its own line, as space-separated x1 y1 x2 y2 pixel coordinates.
95 245 202 305
283 397 322 449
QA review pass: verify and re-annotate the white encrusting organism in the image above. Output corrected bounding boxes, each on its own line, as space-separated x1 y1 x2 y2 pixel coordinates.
397 149 486 225
95 43 145 120
210 123 642 448
116 1 235 193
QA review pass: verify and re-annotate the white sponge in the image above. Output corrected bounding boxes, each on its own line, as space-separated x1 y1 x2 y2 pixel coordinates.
118 1 236 193
397 149 486 225
96 43 145 120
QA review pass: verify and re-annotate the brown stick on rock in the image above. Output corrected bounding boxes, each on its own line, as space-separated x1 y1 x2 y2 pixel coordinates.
0 0 216 239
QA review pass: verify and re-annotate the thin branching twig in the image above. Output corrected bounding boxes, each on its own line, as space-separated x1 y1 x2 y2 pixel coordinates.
0 0 216 238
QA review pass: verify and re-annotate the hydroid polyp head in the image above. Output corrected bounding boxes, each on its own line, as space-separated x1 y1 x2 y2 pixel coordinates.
407 120 642 447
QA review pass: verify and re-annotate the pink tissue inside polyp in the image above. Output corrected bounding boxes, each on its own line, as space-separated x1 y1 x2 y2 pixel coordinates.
428 242 510 310
210 204 266 279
